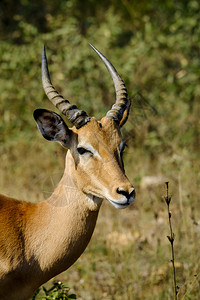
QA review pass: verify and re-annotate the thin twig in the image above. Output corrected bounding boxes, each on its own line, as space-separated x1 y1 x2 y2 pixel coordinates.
164 182 179 299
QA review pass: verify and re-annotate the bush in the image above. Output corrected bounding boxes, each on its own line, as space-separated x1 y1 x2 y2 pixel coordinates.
32 281 77 300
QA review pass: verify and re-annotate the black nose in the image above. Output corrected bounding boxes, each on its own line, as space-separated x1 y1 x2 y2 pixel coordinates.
117 188 135 199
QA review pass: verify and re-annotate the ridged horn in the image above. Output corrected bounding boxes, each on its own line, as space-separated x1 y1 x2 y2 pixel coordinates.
42 45 90 129
89 44 130 125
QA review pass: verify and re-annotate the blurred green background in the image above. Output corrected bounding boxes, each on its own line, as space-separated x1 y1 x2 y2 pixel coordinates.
0 0 200 299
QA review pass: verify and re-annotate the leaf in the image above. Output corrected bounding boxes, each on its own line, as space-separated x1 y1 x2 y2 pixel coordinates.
42 286 48 294
68 294 77 299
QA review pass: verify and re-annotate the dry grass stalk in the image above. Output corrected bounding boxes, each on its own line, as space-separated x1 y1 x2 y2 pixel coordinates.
164 181 179 300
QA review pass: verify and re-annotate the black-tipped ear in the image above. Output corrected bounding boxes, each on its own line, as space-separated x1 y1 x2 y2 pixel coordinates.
33 109 72 147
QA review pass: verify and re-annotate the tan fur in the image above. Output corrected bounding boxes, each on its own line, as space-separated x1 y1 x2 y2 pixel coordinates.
0 117 134 299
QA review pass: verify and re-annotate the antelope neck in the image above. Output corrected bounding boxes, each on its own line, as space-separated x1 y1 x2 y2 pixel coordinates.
47 150 102 211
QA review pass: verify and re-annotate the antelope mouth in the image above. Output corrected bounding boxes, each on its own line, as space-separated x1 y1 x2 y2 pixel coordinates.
108 197 134 209
87 192 135 209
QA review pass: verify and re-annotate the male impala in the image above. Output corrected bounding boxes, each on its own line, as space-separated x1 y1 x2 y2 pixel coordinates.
0 44 135 299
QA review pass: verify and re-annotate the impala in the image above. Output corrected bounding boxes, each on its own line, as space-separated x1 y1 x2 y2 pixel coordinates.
0 44 135 299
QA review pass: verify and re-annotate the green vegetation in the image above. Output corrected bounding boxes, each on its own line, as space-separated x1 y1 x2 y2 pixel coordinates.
0 0 199 299
33 281 76 299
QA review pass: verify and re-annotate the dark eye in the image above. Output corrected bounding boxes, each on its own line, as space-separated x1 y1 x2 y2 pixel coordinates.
77 147 90 155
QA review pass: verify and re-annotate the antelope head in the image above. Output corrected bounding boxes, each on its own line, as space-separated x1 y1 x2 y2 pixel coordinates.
34 45 135 210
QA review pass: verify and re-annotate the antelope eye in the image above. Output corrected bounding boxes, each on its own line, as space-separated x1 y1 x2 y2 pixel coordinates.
77 147 90 155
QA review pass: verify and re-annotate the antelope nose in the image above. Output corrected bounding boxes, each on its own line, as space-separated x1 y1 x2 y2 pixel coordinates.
116 187 135 200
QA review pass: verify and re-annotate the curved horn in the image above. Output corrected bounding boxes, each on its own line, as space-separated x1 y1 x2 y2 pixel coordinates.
42 46 90 129
89 44 130 125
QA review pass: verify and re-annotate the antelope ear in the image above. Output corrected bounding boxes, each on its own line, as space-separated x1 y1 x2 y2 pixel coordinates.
119 98 131 127
33 109 72 147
